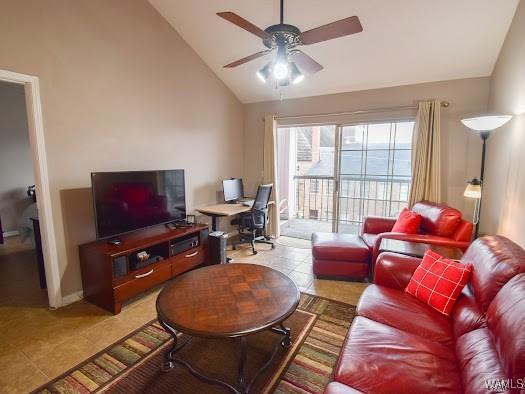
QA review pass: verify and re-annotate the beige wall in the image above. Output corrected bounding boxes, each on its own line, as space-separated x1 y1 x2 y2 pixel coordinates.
244 78 490 217
483 1 525 246
0 81 34 232
0 1 244 298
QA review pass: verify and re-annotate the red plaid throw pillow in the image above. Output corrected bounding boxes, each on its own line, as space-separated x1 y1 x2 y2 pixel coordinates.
405 250 472 316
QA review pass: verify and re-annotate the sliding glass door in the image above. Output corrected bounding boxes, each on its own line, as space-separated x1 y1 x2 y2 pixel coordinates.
277 120 414 239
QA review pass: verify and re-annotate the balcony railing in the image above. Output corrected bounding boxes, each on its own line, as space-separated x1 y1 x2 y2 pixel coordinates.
286 175 410 235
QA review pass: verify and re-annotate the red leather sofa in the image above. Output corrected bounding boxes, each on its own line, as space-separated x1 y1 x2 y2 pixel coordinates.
325 235 525 394
362 201 473 263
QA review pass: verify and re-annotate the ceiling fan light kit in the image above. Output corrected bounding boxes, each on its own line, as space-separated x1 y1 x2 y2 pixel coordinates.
217 0 363 88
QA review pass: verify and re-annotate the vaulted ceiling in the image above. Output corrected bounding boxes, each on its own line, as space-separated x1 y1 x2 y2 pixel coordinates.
149 0 518 103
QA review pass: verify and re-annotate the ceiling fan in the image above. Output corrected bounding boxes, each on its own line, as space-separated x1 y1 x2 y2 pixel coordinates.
217 0 363 86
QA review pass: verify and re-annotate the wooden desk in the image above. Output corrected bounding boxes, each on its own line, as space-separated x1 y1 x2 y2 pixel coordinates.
196 203 250 231
196 202 273 231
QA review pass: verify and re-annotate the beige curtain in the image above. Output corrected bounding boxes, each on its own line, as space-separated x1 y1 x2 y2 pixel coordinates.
262 114 280 238
408 100 441 207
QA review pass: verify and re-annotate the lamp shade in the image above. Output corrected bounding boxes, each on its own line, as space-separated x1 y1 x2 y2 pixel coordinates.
464 181 482 199
461 115 512 131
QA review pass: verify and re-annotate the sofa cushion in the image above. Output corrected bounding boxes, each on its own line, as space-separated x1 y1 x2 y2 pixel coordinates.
311 233 369 262
357 285 454 346
391 208 422 233
486 273 525 383
462 236 525 312
412 201 462 237
451 289 487 338
405 250 472 316
334 317 462 394
455 328 506 394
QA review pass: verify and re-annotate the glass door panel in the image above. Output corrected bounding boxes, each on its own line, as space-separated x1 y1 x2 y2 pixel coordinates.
336 121 414 233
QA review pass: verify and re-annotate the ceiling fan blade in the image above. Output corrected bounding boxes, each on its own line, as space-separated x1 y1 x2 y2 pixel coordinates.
300 16 363 45
290 50 323 74
224 50 271 68
217 12 271 40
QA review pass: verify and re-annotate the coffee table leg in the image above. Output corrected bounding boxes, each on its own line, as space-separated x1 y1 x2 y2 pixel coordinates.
271 323 292 348
238 337 247 393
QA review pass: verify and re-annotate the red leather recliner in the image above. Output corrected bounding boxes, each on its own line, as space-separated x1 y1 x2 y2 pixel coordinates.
362 201 473 264
325 235 525 394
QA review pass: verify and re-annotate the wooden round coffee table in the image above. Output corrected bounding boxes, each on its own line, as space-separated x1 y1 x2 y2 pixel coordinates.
156 263 300 394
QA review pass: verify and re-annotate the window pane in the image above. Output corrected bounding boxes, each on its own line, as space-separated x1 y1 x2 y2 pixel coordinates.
340 150 362 175
393 150 412 177
395 122 414 147
365 150 390 176
367 123 392 149
341 125 365 150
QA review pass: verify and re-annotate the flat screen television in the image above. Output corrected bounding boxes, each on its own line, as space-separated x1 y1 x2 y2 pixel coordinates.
91 169 186 239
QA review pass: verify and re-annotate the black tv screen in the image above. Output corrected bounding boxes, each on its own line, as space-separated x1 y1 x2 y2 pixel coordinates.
91 170 186 239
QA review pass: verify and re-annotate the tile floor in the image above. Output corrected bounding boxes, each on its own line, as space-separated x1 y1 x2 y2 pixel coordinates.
0 236 368 393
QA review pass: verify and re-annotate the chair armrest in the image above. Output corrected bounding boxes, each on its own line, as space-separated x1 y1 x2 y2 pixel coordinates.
362 216 396 235
373 252 422 290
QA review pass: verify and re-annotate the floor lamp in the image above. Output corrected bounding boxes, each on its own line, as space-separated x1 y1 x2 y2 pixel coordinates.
461 115 512 238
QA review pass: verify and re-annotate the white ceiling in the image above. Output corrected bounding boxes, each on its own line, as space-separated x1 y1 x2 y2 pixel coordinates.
149 0 518 104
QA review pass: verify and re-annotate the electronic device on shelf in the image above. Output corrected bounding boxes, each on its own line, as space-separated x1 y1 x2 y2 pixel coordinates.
170 235 199 256
91 169 186 240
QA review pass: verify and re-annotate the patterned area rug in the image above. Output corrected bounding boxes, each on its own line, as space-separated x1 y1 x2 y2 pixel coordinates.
34 294 356 394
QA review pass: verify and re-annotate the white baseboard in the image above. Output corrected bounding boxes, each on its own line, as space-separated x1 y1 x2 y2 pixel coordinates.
62 290 84 305
2 230 19 238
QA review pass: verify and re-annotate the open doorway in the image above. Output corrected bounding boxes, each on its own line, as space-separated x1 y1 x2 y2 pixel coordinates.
0 80 47 307
277 125 337 239
0 69 61 309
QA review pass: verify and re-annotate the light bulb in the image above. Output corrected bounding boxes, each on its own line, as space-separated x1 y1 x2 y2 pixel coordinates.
273 62 289 80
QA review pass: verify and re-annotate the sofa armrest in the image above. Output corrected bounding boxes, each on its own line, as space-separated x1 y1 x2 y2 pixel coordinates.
361 216 396 235
452 220 473 243
373 252 422 290
374 232 471 252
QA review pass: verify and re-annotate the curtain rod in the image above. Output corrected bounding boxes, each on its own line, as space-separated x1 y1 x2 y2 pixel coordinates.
276 101 450 121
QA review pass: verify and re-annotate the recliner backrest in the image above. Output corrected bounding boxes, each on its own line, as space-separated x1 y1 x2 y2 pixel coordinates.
412 200 462 237
452 235 525 393
461 236 525 312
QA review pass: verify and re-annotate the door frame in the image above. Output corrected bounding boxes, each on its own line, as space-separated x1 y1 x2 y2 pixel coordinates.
0 69 62 308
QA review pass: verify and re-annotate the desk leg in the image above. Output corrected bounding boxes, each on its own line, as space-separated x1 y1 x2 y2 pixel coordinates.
211 215 219 232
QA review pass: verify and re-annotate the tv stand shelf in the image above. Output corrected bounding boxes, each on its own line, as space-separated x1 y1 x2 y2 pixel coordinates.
79 224 210 314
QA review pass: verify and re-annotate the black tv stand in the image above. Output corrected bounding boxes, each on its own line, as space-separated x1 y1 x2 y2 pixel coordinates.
107 237 122 246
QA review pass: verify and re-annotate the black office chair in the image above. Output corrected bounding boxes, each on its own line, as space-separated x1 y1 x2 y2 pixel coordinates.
231 184 275 255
